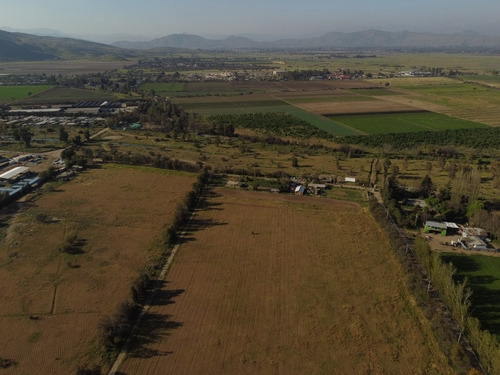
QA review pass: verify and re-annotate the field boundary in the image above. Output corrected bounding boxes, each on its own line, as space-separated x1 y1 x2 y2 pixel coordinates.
368 197 484 372
107 188 205 375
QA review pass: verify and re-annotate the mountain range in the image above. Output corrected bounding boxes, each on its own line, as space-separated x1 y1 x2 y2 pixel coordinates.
114 29 500 51
1 29 500 62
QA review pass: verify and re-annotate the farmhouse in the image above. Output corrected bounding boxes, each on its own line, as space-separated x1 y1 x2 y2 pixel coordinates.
344 177 356 183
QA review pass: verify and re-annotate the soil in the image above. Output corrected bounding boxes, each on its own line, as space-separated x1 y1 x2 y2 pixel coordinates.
119 188 453 375
0 165 196 374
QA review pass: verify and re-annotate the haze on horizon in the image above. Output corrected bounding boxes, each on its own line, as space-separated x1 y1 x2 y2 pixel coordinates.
2 0 500 43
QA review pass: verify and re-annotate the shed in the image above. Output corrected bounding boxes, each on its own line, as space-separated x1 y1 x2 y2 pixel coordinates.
0 166 29 181
295 185 305 196
424 221 447 236
465 236 487 250
309 183 326 195
461 227 488 240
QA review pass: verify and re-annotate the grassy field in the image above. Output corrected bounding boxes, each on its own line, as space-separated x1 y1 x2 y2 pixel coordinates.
328 112 489 134
141 82 186 95
0 165 196 374
0 60 135 75
440 253 500 339
0 85 54 103
461 75 500 87
119 188 453 375
14 87 121 105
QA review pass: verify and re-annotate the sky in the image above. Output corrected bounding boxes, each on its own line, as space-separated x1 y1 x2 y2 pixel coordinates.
1 0 500 42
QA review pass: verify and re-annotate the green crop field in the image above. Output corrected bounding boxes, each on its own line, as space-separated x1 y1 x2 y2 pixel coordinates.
0 85 54 103
180 99 286 111
182 103 293 116
440 253 500 339
328 112 489 135
141 82 186 95
14 87 120 105
285 106 360 136
347 88 399 96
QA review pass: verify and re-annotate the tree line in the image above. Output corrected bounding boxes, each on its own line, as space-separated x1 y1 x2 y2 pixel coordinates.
368 197 484 372
81 168 209 374
207 112 334 140
341 127 500 150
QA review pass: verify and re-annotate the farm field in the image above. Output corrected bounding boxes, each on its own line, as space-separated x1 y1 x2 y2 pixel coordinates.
119 188 453 375
328 112 489 135
461 75 500 88
0 165 196 374
14 86 120 105
0 60 135 75
441 253 500 340
0 85 54 103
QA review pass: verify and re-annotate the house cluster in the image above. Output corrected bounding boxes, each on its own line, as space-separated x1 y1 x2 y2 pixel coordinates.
424 221 492 251
291 176 357 196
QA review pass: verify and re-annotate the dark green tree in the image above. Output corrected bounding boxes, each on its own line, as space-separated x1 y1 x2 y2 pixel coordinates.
59 127 69 142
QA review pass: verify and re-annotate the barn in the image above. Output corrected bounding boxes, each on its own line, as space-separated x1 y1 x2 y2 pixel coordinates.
424 221 447 236
0 166 29 181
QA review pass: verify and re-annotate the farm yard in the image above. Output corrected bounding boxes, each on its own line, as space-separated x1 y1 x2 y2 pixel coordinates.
0 165 196 374
118 188 453 375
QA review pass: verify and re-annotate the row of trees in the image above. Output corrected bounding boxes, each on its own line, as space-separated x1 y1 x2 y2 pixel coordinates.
368 198 481 372
342 127 500 150
93 168 209 372
207 112 334 139
413 237 500 374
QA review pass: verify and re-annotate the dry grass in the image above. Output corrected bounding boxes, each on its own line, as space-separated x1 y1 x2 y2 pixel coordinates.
119 188 453 375
0 165 196 374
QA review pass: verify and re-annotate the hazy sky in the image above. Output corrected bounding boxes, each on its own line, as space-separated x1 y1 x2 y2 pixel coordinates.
2 0 500 41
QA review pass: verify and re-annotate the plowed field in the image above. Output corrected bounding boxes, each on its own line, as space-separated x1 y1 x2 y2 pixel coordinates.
0 165 196 374
119 189 453 375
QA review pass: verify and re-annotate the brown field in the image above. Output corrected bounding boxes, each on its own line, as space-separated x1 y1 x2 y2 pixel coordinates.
0 165 196 374
273 80 382 91
0 60 135 75
119 188 453 375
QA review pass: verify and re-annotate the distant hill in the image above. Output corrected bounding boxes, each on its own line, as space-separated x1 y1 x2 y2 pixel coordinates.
113 34 261 50
115 29 500 51
0 30 128 61
1 29 499 62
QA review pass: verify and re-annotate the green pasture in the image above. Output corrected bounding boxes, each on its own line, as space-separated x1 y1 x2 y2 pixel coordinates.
15 87 120 104
440 253 500 338
0 85 54 103
141 82 185 95
285 106 360 136
329 112 488 135
461 75 500 85
180 100 285 111
347 88 398 96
